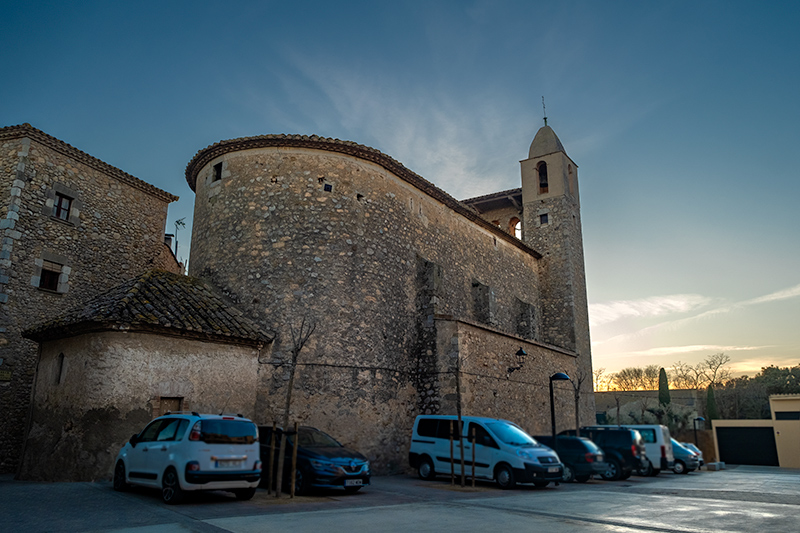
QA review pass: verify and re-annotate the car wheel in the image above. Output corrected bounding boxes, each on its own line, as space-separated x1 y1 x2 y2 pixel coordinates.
234 487 257 500
495 464 516 490
344 486 362 494
601 459 621 481
293 468 310 495
161 467 185 505
113 461 129 492
673 460 686 475
575 474 591 483
417 456 436 481
561 464 575 483
637 461 653 477
533 480 549 488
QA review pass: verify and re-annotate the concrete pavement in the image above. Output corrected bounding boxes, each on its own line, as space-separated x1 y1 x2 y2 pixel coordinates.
1 466 798 532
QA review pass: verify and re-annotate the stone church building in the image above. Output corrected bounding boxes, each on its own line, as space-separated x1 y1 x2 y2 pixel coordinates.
8 121 595 480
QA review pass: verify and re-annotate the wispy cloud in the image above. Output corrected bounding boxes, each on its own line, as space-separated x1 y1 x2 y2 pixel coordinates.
592 282 800 347
589 294 713 327
745 283 800 305
269 53 527 199
595 344 765 358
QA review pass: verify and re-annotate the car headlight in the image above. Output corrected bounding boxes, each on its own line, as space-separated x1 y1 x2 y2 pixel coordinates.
310 459 336 469
516 448 536 461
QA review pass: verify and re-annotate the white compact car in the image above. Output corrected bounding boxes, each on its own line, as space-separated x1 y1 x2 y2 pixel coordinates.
409 415 563 489
113 412 261 504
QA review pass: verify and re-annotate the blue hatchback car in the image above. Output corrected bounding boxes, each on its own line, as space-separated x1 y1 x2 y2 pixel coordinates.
671 438 699 474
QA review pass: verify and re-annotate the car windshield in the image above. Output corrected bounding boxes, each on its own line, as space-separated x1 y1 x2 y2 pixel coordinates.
200 420 258 444
293 428 341 447
485 422 538 446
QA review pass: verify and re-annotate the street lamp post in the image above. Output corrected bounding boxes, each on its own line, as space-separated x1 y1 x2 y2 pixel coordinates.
693 416 705 446
549 372 571 456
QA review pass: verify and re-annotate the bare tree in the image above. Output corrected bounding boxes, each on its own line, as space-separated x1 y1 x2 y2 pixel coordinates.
670 361 705 389
593 367 609 392
274 315 317 498
642 365 660 390
702 353 732 386
613 367 644 391
570 371 588 436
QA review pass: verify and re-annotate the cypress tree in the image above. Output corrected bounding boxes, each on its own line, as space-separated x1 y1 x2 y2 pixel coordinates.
658 367 671 406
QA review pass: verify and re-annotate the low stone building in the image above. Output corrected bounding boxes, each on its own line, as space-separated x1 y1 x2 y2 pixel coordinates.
0 124 180 474
21 269 271 481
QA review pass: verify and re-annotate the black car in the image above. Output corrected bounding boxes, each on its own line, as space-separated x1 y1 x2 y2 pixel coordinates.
560 427 645 481
259 426 370 494
534 435 608 483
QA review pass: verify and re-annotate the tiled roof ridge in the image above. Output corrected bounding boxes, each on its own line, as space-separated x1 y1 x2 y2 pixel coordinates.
0 123 178 203
462 187 522 204
22 269 272 346
185 134 541 259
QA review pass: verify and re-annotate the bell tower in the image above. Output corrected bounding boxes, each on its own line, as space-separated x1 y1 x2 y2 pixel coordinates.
520 121 591 370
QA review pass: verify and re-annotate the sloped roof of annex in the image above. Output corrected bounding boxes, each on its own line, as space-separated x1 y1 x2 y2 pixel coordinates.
23 269 272 347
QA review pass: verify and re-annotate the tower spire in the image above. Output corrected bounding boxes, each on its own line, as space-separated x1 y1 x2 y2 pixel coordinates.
542 96 548 126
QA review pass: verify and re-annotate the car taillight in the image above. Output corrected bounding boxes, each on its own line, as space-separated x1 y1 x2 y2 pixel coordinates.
189 421 201 441
632 444 638 457
584 452 595 463
254 460 262 471
661 445 666 458
186 461 200 472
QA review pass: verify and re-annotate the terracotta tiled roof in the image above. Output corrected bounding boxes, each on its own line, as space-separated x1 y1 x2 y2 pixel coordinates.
0 123 178 203
23 270 272 346
185 134 541 259
461 187 522 204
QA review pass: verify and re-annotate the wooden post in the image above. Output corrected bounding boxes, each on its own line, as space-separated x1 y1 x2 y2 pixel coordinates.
290 422 299 498
275 428 286 499
471 427 476 488
449 420 455 485
267 421 276 495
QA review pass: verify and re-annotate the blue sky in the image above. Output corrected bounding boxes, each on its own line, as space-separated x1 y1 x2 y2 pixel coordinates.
2 1 798 377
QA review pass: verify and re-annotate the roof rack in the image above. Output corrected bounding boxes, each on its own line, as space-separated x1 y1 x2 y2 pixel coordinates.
164 411 200 416
218 412 245 418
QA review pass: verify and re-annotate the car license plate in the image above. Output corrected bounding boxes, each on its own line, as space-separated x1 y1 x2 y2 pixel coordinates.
216 460 243 468
547 466 560 473
344 479 362 487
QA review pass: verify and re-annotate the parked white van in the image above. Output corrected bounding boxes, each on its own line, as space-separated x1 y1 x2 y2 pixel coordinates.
584 424 673 476
409 415 563 489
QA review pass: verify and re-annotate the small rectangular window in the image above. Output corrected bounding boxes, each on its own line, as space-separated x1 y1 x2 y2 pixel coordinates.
539 213 549 225
213 162 223 182
160 396 183 415
39 260 61 291
323 183 333 192
53 193 72 221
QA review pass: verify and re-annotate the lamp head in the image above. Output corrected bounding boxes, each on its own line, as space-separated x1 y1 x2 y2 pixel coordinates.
550 372 570 381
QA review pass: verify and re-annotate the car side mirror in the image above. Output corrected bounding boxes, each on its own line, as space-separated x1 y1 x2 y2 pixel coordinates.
129 433 139 447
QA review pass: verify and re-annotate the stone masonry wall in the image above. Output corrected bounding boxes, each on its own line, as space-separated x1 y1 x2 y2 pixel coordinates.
188 144 546 473
0 129 178 473
21 331 259 481
435 319 583 437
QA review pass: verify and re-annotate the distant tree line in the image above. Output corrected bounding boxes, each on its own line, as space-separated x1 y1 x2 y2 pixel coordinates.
594 353 800 421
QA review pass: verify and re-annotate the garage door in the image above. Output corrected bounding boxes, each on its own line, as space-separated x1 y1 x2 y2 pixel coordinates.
716 426 779 466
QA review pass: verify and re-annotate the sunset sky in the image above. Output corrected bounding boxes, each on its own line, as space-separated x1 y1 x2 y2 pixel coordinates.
2 1 798 377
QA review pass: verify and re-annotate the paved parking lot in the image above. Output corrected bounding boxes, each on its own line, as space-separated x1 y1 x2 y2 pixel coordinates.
2 466 799 532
